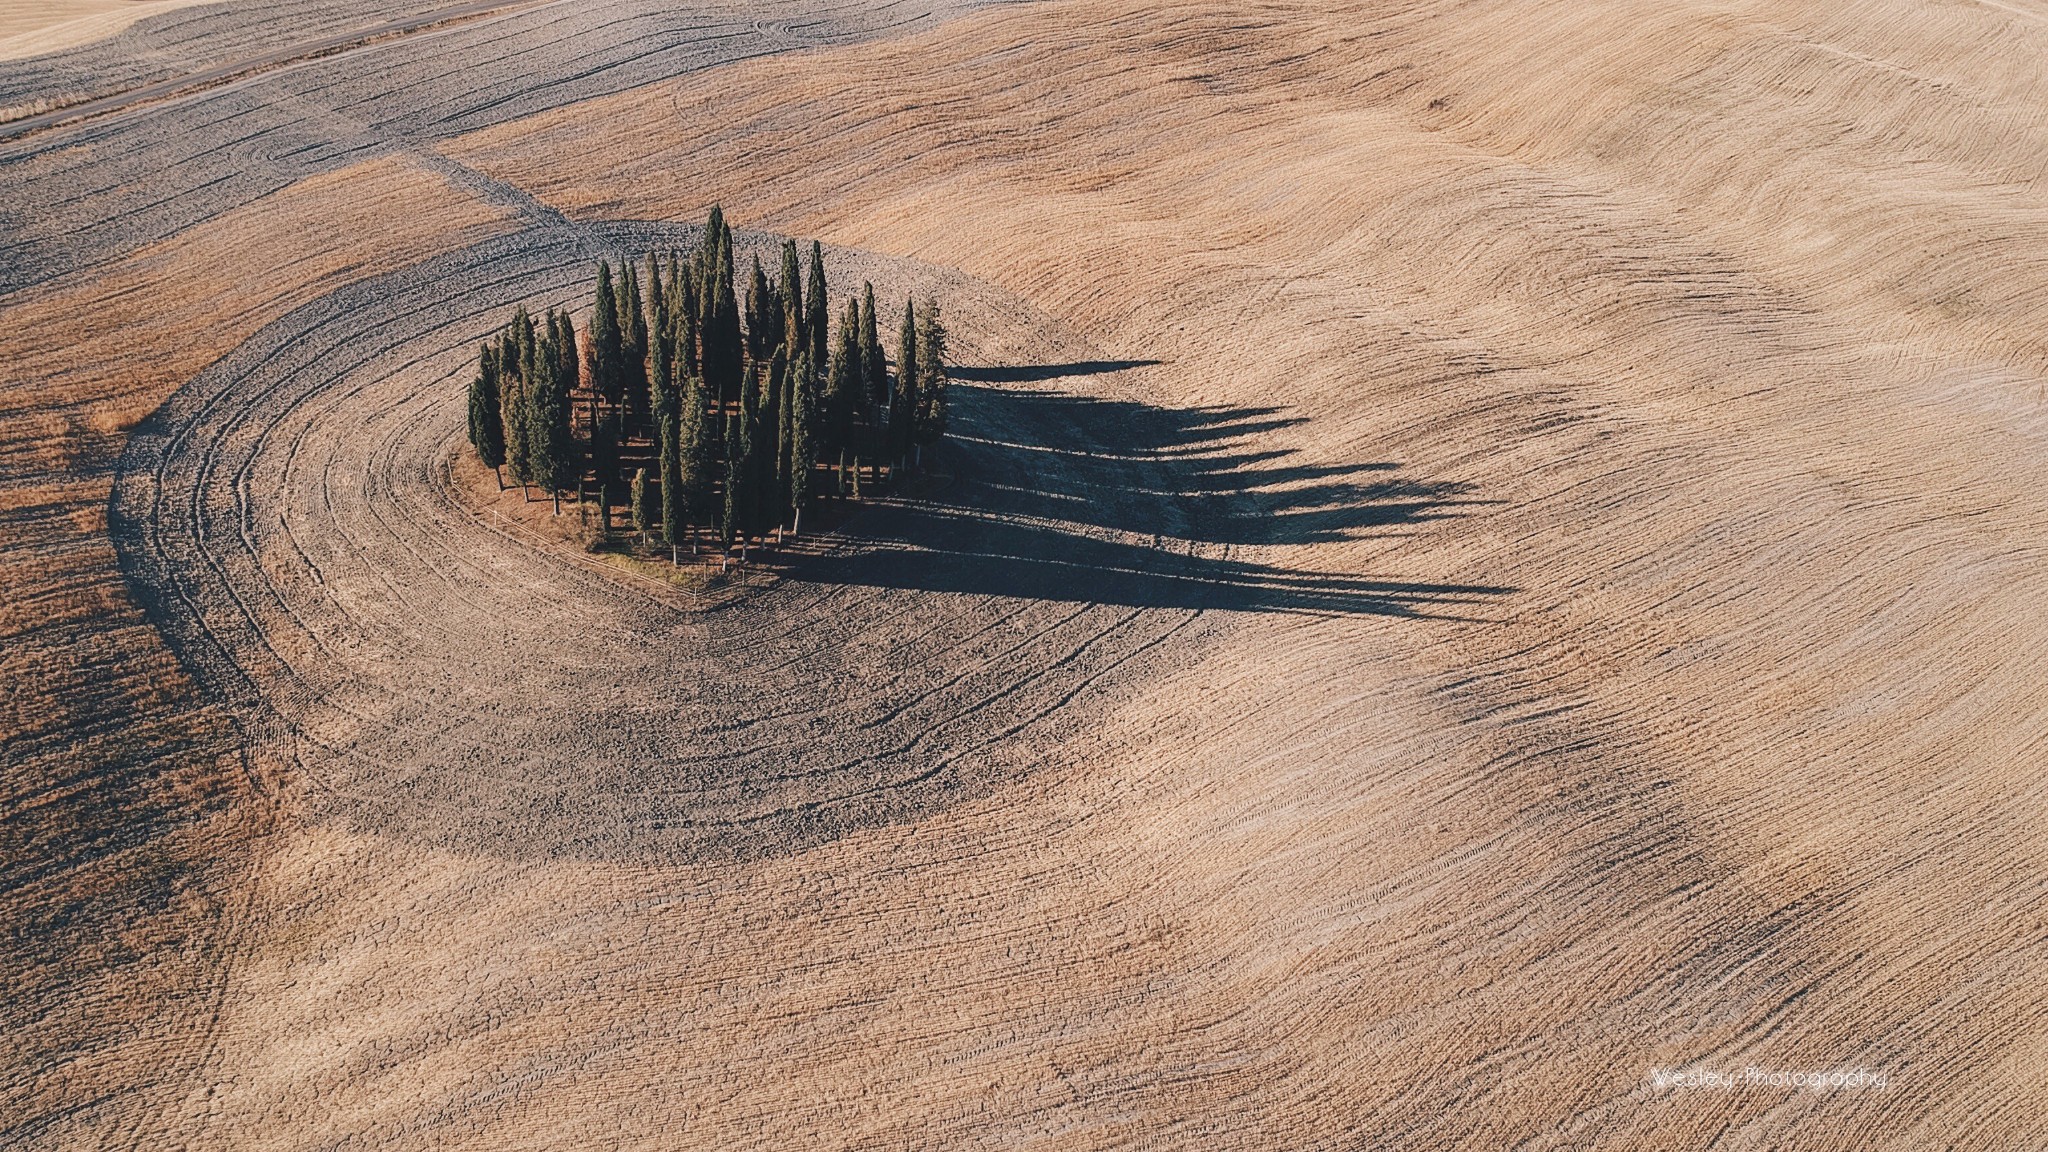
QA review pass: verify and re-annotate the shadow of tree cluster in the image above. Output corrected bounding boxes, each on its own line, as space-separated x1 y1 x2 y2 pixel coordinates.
789 366 1514 619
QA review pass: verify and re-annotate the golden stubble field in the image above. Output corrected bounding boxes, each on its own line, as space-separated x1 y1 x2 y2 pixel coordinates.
6 0 2048 1147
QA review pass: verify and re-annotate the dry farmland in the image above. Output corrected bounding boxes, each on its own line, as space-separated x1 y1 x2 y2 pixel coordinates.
4 1 2047 1148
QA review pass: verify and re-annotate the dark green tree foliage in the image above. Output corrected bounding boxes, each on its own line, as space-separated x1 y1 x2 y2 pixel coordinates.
703 241 743 409
649 302 674 428
463 235 929 547
529 309 576 501
696 205 725 286
778 240 803 360
677 372 713 529
859 282 887 412
658 410 681 546
721 408 745 550
894 299 919 460
671 258 699 380
744 254 774 363
758 348 787 530
826 297 862 451
788 348 816 518
591 261 624 409
620 261 650 431
502 310 536 487
468 343 506 472
914 300 950 450
805 240 828 371
646 252 668 342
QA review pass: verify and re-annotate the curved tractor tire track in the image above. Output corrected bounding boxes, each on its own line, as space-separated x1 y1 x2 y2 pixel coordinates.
110 220 1233 865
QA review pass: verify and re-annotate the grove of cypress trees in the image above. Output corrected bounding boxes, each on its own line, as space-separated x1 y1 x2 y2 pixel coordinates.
469 343 506 484
806 241 829 369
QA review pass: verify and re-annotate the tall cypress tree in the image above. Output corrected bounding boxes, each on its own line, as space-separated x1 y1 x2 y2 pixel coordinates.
518 310 545 489
552 310 579 500
894 298 919 463
659 409 681 549
673 264 700 381
721 408 745 550
806 240 828 371
788 347 816 526
591 261 623 410
646 252 668 344
500 321 531 489
762 347 788 530
745 254 773 362
650 288 675 432
468 343 506 482
677 372 712 534
621 261 650 433
826 297 862 452
697 205 725 288
778 240 802 358
859 283 886 414
914 299 950 455
704 244 743 410
535 310 577 509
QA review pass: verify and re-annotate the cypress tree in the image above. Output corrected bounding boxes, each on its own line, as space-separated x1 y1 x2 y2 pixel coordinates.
630 467 650 540
500 322 531 490
779 240 803 358
895 298 919 464
591 261 623 410
721 409 744 551
805 240 828 371
704 244 743 410
697 205 725 288
826 297 862 452
859 283 887 414
673 265 700 381
677 372 712 534
788 347 816 528
745 254 773 362
646 252 668 342
468 343 506 482
621 261 650 432
914 299 950 456
659 409 681 548
556 309 579 485
534 310 576 510
761 348 787 531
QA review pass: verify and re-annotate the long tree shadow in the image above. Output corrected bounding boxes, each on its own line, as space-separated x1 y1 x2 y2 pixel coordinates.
790 379 1514 619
